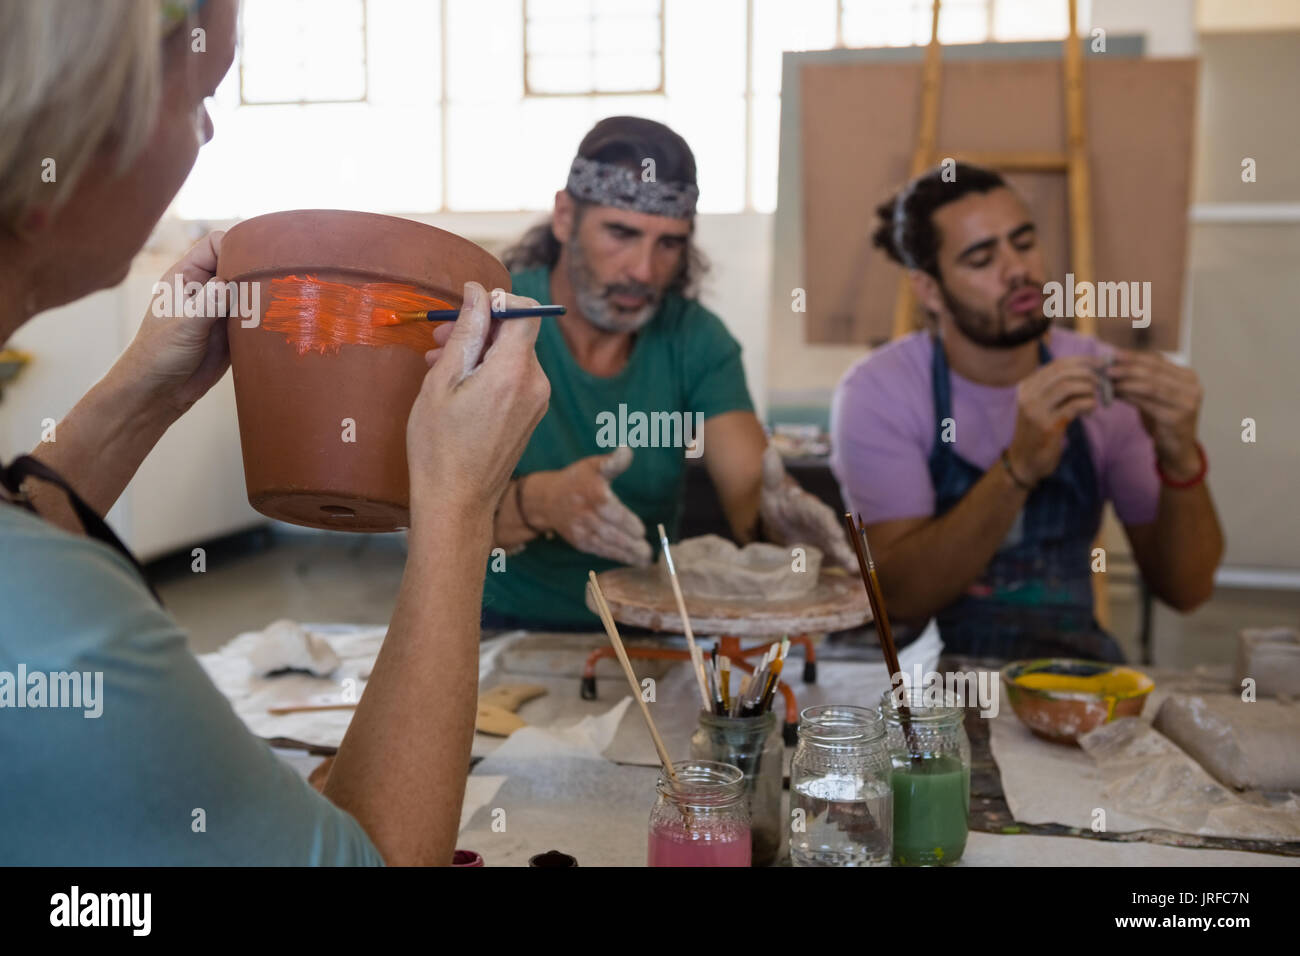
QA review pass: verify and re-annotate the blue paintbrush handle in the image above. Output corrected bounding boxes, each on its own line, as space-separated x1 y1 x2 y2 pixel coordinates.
426 305 566 320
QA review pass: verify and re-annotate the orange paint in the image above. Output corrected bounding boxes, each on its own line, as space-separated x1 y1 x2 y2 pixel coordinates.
263 274 453 355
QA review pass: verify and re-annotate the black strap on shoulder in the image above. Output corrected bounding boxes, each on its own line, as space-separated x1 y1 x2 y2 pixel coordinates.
0 455 164 606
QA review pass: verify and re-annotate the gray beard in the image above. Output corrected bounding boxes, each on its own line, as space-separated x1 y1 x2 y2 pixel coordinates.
565 237 661 334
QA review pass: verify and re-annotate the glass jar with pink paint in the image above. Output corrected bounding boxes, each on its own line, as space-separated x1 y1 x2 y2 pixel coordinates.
647 761 751 867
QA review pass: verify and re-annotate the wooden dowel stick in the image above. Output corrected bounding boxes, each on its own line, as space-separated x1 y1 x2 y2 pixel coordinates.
588 572 678 782
656 524 713 711
267 702 357 716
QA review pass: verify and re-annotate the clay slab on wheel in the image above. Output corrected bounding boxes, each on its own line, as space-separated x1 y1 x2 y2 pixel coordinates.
591 565 870 637
659 534 822 600
1153 694 1300 791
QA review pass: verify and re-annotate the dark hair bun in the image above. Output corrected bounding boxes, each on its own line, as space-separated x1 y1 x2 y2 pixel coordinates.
871 198 903 264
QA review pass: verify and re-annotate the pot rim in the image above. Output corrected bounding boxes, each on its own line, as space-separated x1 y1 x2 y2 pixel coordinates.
216 208 509 291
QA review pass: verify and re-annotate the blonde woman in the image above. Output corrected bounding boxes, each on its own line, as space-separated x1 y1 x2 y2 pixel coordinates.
0 0 549 864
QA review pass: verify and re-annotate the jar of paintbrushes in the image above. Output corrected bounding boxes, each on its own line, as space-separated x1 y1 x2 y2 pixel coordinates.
689 710 783 866
789 704 893 866
880 688 971 866
688 640 789 866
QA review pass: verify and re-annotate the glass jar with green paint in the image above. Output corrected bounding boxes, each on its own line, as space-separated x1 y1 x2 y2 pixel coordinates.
880 688 970 866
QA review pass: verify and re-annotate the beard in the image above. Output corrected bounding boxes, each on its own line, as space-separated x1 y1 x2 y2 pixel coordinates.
564 234 662 334
941 279 1051 349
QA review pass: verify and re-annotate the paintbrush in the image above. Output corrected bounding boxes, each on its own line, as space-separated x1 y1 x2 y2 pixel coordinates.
657 523 714 712
758 657 784 713
587 572 680 784
733 674 751 717
844 512 922 764
372 304 567 326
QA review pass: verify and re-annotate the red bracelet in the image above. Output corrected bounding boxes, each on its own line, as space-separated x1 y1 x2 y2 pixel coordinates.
1156 441 1207 488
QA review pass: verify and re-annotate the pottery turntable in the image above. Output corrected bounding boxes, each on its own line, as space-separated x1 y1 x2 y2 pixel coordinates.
584 541 872 743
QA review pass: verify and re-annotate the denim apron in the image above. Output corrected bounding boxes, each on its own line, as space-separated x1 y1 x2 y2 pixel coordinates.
927 337 1122 662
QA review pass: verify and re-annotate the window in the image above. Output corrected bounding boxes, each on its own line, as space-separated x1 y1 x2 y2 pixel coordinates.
524 0 665 95
837 0 1088 48
175 0 1094 219
239 0 369 105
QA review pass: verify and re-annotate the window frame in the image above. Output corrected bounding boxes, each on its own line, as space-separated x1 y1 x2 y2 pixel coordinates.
521 0 667 97
237 0 372 107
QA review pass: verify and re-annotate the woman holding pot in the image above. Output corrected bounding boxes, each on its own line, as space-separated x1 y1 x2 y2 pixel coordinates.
0 0 549 864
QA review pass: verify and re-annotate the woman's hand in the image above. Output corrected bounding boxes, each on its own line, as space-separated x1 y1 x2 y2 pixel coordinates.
406 282 550 527
116 230 232 418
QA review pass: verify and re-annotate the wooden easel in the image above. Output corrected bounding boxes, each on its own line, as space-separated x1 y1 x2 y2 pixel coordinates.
891 0 1110 630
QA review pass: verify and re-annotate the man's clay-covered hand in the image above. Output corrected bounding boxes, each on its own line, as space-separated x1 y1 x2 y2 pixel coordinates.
523 446 653 567
758 445 857 569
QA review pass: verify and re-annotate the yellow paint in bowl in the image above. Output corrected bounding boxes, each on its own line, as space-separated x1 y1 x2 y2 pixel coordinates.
1000 659 1156 741
1012 666 1153 699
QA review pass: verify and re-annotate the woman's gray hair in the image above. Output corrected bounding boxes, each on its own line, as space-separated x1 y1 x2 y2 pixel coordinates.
0 0 173 231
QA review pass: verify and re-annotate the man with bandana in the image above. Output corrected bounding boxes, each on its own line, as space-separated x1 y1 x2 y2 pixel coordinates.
830 163 1224 662
486 116 854 630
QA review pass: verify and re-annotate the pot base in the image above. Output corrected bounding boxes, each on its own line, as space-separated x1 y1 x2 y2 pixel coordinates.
251 490 409 533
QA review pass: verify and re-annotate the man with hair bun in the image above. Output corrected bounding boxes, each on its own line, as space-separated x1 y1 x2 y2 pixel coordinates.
491 116 855 630
830 163 1223 661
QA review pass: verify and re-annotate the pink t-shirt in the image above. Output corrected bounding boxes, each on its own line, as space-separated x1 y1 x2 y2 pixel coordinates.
829 328 1159 527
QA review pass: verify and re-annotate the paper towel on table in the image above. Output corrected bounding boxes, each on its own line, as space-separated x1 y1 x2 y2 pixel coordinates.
246 619 343 677
987 664 1300 840
1078 717 1300 841
485 696 633 762
458 697 648 866
200 624 386 749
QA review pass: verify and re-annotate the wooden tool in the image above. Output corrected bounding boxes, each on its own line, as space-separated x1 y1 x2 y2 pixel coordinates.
268 682 548 738
476 683 548 737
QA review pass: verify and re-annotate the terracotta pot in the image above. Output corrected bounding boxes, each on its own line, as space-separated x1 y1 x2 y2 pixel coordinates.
218 209 509 532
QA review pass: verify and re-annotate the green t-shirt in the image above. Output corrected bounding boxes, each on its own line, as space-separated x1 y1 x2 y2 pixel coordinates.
482 266 755 629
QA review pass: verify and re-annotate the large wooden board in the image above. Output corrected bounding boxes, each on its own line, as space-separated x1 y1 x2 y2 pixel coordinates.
800 56 1197 351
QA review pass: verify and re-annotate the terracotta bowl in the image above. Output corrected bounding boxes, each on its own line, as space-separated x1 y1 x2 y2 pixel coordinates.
218 209 509 532
1000 658 1154 745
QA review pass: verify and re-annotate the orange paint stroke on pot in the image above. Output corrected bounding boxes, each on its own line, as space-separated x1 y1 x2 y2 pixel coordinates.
263 274 454 355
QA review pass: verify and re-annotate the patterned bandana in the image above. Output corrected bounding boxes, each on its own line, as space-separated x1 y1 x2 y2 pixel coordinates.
565 155 699 219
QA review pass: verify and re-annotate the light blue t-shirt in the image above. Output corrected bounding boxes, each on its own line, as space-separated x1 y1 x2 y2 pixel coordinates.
0 502 384 865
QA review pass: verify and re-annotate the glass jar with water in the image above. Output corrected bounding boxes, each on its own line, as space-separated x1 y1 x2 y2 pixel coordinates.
789 704 893 866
